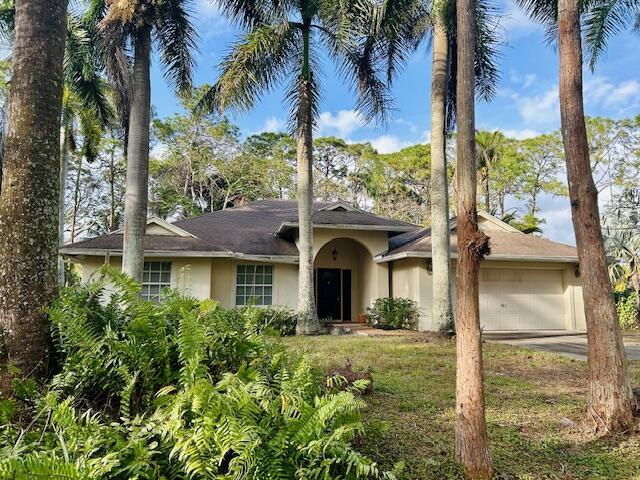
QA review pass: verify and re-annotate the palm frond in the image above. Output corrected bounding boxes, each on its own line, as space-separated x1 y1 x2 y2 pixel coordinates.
98 20 133 142
584 0 640 69
333 40 393 125
443 0 500 131
0 0 14 44
514 0 557 34
65 14 113 126
216 0 286 27
78 107 104 163
474 0 501 102
155 0 199 93
198 21 300 114
85 0 109 29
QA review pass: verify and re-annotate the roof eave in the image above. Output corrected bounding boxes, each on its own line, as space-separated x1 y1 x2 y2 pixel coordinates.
376 251 579 264
61 248 300 264
276 222 417 236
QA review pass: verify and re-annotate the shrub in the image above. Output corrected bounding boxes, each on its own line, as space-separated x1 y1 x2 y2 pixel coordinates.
229 305 297 336
366 297 418 330
617 290 639 330
0 268 395 480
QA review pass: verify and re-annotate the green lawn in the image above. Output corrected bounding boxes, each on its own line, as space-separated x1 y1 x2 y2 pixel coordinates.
282 335 640 480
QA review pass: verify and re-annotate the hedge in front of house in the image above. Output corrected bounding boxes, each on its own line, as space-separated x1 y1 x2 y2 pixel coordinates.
617 290 639 330
366 297 418 330
229 305 298 336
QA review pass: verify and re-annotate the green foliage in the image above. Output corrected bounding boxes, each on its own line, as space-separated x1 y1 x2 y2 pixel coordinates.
229 306 298 336
366 298 418 331
0 269 392 479
617 291 639 330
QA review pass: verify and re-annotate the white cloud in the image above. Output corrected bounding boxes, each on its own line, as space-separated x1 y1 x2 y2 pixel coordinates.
499 0 542 41
365 135 413 154
264 116 285 132
516 85 559 126
501 128 540 139
584 76 640 107
540 201 575 245
196 0 222 17
193 0 233 37
395 117 418 133
317 110 365 137
510 72 538 89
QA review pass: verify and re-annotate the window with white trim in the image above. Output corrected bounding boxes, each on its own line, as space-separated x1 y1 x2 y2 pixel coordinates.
142 261 171 302
236 265 273 306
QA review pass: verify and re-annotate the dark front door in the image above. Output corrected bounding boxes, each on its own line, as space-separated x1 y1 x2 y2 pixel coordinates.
317 268 342 321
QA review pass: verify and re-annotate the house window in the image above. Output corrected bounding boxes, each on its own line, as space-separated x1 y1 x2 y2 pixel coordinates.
236 265 273 306
142 261 171 302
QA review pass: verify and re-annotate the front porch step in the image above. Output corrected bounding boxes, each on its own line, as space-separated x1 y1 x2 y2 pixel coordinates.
328 323 424 337
327 322 372 335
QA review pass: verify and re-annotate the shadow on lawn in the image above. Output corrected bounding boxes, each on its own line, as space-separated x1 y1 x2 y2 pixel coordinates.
284 336 640 480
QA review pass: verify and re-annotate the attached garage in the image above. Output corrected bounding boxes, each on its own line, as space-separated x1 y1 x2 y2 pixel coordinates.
479 268 565 331
380 211 586 332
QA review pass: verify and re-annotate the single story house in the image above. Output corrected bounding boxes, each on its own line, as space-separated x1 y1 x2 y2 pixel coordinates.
60 199 586 331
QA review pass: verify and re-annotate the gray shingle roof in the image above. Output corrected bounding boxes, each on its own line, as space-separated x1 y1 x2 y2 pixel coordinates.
385 226 578 261
61 199 417 257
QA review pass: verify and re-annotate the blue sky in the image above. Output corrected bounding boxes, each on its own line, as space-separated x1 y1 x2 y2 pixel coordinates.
150 0 640 245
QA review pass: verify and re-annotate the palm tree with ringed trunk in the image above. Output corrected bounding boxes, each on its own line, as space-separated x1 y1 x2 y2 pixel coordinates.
202 0 395 334
428 0 499 334
453 0 494 474
90 0 198 283
515 0 636 432
0 0 68 395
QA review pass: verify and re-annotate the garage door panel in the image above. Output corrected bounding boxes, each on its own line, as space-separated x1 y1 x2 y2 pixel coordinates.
479 268 564 331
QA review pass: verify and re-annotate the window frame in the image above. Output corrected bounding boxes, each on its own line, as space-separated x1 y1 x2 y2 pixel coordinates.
141 261 172 302
235 264 274 307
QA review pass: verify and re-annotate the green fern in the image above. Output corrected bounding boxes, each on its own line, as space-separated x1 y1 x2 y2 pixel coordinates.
2 280 393 480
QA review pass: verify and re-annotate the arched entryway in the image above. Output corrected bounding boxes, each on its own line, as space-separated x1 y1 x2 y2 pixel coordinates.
314 238 373 322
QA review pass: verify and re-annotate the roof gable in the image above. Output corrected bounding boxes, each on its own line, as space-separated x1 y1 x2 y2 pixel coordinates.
110 217 197 238
448 211 522 234
382 210 578 263
316 201 360 213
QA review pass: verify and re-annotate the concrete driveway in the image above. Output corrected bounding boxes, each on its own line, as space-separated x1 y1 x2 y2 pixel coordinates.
483 331 640 361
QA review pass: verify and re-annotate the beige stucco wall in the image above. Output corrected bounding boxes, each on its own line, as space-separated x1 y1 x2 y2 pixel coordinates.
75 255 212 300
69 227 394 316
210 258 298 309
389 258 586 332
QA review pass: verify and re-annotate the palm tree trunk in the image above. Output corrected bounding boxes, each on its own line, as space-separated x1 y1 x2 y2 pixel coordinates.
484 174 490 212
454 0 493 475
58 124 69 287
430 16 454 332
295 24 320 335
70 155 82 243
0 0 67 395
108 150 116 231
122 26 151 283
558 0 635 431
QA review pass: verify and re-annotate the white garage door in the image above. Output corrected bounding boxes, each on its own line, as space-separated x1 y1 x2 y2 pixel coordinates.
479 268 565 331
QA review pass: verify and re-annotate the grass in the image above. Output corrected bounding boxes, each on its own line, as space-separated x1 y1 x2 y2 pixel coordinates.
281 335 640 480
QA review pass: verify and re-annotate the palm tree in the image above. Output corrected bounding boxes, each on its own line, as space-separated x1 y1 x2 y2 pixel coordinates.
430 1 499 333
584 0 640 69
0 0 68 394
202 0 392 334
430 1 455 333
516 0 636 431
475 129 505 214
454 0 493 475
501 211 543 234
60 12 113 285
0 3 112 286
90 0 197 283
